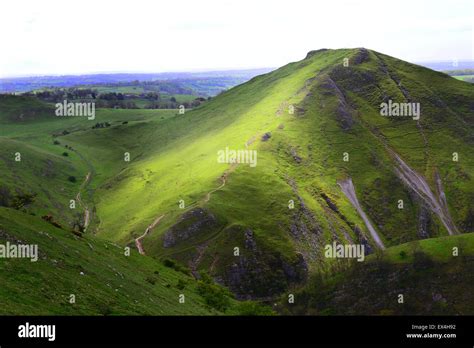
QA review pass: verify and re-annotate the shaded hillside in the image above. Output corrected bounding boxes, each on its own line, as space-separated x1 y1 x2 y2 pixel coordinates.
0 94 54 123
280 233 474 315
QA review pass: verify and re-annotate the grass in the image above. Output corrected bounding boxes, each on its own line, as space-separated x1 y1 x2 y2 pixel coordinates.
453 75 474 81
1 47 473 306
0 207 242 315
376 232 474 263
280 232 474 315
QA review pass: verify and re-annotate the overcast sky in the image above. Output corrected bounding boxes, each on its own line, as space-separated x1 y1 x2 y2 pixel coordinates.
1 0 472 77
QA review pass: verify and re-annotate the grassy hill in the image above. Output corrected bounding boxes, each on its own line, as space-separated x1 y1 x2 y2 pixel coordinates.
89 48 473 298
0 207 220 314
279 232 474 315
0 48 473 313
0 207 275 315
0 94 54 123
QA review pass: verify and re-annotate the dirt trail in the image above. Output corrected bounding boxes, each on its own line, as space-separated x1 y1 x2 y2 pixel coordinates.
338 178 385 250
136 165 236 256
204 178 226 202
135 214 165 255
204 164 237 203
76 172 91 231
392 153 458 235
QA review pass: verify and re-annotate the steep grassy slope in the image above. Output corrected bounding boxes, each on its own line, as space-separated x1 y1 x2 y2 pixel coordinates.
0 97 273 314
1 48 473 305
0 207 251 315
89 49 357 297
86 48 472 298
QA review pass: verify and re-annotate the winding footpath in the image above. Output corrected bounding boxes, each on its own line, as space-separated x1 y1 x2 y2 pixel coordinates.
204 177 226 203
135 214 166 255
135 172 230 255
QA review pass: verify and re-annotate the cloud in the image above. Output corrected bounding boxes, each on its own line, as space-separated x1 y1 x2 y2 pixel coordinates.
0 0 472 77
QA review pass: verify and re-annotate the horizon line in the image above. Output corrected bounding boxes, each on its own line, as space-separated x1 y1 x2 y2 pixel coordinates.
0 67 276 80
1 59 474 80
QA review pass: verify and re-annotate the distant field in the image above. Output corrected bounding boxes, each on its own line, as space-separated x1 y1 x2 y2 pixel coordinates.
0 69 274 93
443 69 474 83
453 74 474 81
94 86 146 94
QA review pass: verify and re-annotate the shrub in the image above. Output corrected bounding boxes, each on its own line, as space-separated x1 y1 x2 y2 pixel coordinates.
236 301 275 316
68 176 77 183
196 273 232 312
413 251 434 270
11 192 37 209
145 276 156 285
162 258 176 268
162 258 191 275
176 279 186 290
0 185 12 207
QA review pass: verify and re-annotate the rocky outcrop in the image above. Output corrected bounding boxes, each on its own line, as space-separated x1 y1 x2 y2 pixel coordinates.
353 226 373 255
417 205 431 239
221 229 308 299
261 132 272 141
286 179 325 263
163 208 219 248
352 48 370 65
289 147 302 164
215 226 308 300
318 75 354 130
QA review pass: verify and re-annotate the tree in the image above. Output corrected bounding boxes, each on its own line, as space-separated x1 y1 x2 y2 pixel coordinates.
68 176 77 183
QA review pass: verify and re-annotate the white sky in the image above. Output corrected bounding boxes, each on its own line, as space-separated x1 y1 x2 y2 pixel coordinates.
1 0 472 77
